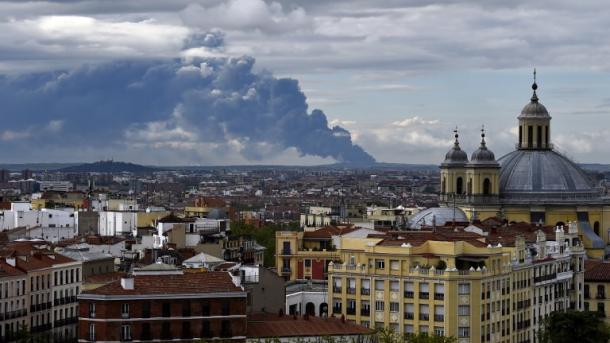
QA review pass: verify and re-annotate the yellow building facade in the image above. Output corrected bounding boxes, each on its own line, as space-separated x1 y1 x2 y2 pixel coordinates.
327 225 584 343
439 79 610 258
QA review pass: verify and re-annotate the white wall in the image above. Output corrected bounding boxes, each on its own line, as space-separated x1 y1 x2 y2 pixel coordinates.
99 211 137 236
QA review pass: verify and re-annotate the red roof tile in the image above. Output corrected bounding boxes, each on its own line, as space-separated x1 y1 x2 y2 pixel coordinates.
83 271 243 296
247 313 372 338
585 260 610 282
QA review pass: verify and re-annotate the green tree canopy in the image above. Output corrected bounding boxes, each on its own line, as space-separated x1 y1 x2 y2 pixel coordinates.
539 310 610 343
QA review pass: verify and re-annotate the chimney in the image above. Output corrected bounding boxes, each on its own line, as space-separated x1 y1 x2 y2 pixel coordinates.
121 276 135 290
5 257 15 267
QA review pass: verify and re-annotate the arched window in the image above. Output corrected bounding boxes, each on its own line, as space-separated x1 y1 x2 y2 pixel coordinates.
456 177 463 195
594 221 600 236
483 178 491 195
537 126 542 148
527 126 533 148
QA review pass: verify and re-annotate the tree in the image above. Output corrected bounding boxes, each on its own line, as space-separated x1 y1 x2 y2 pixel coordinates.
538 310 610 343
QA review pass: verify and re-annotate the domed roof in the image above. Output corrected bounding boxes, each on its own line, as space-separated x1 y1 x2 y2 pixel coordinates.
519 82 550 119
498 149 600 202
470 129 498 166
442 130 468 166
408 207 467 230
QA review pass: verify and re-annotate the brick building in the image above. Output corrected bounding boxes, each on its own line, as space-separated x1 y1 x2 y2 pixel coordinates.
78 265 247 342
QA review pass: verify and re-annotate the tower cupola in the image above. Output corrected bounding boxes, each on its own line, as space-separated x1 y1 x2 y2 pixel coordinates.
517 69 552 150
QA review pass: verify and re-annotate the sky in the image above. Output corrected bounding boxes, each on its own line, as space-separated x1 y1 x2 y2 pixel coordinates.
1 0 610 165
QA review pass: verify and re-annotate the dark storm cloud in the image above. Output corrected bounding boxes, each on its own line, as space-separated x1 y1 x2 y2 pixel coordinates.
0 56 375 164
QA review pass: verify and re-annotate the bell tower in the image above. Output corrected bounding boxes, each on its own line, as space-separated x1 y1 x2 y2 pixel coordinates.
440 128 468 203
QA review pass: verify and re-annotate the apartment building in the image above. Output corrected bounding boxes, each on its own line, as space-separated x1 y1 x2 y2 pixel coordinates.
583 259 610 321
326 222 584 343
0 259 28 341
78 266 247 342
0 241 83 341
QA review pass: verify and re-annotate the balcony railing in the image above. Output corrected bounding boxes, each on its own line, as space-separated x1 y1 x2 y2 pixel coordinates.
346 308 356 315
333 286 342 293
281 267 291 274
419 314 429 320
597 293 606 300
434 315 444 322
361 288 370 295
54 296 78 306
404 291 414 298
434 293 444 300
347 288 356 294
54 317 78 327
332 307 342 314
534 273 557 283
361 309 370 316
419 292 429 299
404 313 414 320
30 302 52 313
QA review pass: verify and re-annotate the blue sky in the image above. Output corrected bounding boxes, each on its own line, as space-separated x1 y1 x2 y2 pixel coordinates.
0 0 609 165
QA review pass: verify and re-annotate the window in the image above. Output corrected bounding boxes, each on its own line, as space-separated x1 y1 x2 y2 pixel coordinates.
404 324 414 334
162 303 171 317
390 260 400 270
419 304 429 320
375 280 384 291
182 301 191 316
201 302 210 316
375 301 385 311
404 282 414 298
141 323 151 341
121 303 130 318
222 300 230 315
390 280 400 292
304 259 311 267
88 303 96 318
419 325 429 334
375 259 385 269
458 327 470 338
390 302 399 312
458 283 470 295
121 324 131 341
181 321 192 339
88 323 95 341
201 320 212 337
221 320 231 337
434 327 445 336
434 305 444 321
598 302 605 315
161 322 171 340
458 305 470 316
456 177 463 194
142 302 151 318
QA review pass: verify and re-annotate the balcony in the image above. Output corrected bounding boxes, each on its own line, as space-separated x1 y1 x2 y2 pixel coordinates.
54 317 78 327
333 286 342 293
404 291 414 298
30 302 52 313
346 308 356 315
4 309 27 319
361 288 370 295
281 249 292 255
281 267 291 274
434 293 444 301
419 314 429 320
361 309 370 316
419 292 429 299
534 273 557 284
121 312 130 319
434 315 444 322
332 307 342 315
404 313 414 320
597 293 606 300
347 288 356 295
87 333 96 342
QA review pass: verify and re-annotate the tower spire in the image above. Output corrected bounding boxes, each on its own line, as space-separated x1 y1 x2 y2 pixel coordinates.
480 125 486 147
531 68 538 102
453 126 460 146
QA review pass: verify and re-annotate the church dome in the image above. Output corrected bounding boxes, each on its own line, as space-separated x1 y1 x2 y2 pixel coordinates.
470 129 498 166
442 130 468 166
497 149 600 203
408 207 467 230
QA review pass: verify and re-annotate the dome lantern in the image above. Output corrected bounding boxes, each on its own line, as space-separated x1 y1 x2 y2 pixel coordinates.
517 69 552 150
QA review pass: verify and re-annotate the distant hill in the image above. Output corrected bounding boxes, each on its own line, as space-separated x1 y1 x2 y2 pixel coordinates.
580 164 610 173
59 161 159 173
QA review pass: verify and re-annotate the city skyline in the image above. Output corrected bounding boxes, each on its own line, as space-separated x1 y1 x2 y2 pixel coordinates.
1 1 610 165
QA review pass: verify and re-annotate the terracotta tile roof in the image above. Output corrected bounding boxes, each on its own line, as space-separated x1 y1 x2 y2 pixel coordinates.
84 271 127 285
13 252 76 271
247 313 372 338
0 259 26 277
83 271 243 296
303 225 357 240
376 230 487 248
585 260 610 282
